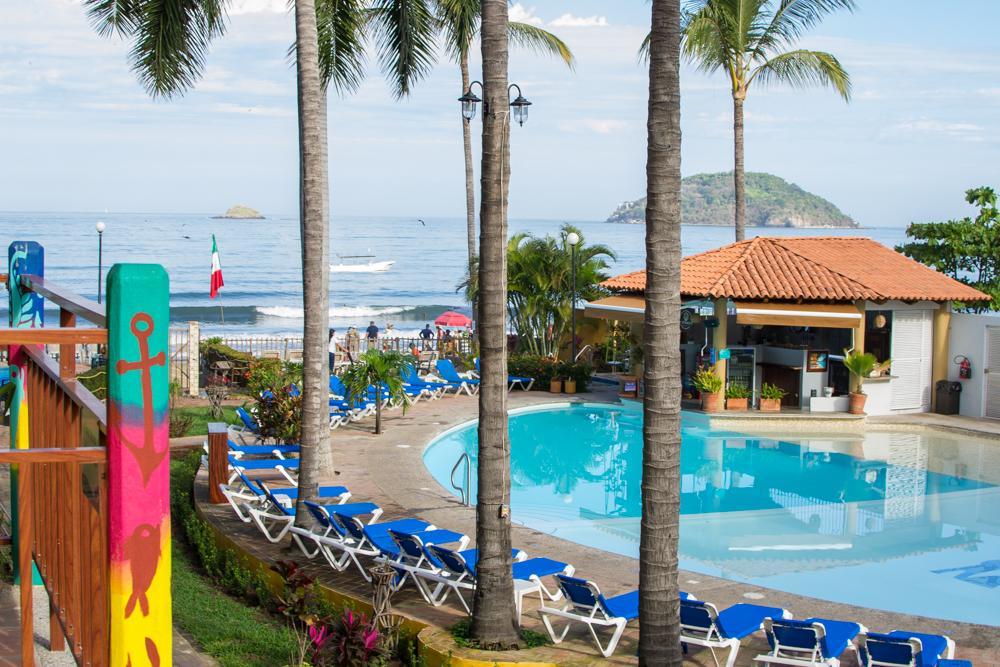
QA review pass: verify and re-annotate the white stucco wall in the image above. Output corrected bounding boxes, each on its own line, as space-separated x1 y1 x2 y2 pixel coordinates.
948 312 1000 418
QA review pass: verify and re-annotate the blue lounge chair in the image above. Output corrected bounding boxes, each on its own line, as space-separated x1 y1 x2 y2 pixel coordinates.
474 358 534 391
233 406 262 443
435 359 479 396
538 574 694 658
0 366 10 387
226 454 299 485
857 631 956 667
218 470 349 523
403 365 457 397
322 509 438 582
248 481 381 550
680 599 791 667
937 661 972 667
757 617 866 667
207 438 300 459
426 544 573 623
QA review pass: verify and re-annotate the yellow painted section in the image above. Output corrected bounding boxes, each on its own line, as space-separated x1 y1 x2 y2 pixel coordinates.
931 302 951 410
713 298 728 382
851 300 866 393
109 522 172 667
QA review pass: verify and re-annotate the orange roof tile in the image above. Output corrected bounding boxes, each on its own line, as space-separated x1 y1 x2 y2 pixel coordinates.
601 237 991 303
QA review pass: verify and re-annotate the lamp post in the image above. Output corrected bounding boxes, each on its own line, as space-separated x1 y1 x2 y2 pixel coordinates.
566 231 580 361
459 81 533 126
95 221 106 304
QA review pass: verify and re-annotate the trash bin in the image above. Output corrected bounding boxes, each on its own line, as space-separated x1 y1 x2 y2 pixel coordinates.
935 380 962 415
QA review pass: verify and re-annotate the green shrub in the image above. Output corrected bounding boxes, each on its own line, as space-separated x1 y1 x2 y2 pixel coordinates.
760 382 786 400
691 367 723 394
725 382 752 399
507 355 593 392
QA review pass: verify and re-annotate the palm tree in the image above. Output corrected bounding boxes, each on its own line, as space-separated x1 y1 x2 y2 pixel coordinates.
471 0 519 648
340 349 409 434
85 0 438 528
670 0 854 241
640 0 683 664
435 0 574 315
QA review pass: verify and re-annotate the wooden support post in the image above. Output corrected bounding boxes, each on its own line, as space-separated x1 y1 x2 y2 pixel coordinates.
207 422 228 504
931 302 952 411
106 264 172 667
712 298 728 384
852 300 867 394
59 309 76 381
49 597 65 652
187 321 200 398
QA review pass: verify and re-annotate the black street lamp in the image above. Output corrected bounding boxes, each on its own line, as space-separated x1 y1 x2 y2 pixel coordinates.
95 220 105 304
458 81 532 126
566 231 580 361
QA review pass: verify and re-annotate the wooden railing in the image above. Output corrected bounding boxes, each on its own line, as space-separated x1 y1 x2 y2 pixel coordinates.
3 266 111 666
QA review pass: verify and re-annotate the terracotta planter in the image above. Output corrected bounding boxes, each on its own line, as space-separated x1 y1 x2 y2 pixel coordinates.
848 392 867 415
726 397 749 411
701 391 723 413
563 379 577 394
759 398 781 413
549 379 563 394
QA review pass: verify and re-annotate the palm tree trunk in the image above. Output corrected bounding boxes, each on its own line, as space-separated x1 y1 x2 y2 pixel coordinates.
375 400 382 435
471 0 519 648
639 0 683 664
293 0 333 529
732 94 746 242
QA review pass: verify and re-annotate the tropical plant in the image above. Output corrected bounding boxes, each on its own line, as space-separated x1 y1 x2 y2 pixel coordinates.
435 0 574 282
760 382 787 400
639 0 684 662
691 366 723 394
507 355 593 392
651 0 854 242
253 387 304 444
725 382 751 399
340 349 409 434
471 0 519 648
86 0 443 532
460 225 615 357
309 609 386 667
842 349 889 395
896 186 1000 311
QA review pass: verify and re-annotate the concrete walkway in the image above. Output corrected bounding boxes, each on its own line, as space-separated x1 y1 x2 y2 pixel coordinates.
197 388 999 665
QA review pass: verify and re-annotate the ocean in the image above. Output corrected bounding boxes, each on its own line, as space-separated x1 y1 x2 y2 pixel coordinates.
0 211 909 337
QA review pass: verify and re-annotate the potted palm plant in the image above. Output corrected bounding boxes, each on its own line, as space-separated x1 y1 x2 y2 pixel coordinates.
341 349 409 434
759 383 786 412
842 349 890 415
692 367 724 413
725 382 752 411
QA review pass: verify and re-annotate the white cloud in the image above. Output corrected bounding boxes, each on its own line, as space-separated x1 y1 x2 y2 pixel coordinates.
211 102 293 117
550 14 609 28
887 117 986 142
509 3 544 27
558 118 627 134
228 0 286 16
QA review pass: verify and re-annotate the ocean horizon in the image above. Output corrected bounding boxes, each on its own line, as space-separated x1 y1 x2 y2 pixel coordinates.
1 211 909 338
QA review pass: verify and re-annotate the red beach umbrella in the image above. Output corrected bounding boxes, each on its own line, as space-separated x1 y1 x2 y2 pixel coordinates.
434 311 471 328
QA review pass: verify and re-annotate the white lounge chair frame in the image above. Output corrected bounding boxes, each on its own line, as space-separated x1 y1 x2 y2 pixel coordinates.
538 578 633 658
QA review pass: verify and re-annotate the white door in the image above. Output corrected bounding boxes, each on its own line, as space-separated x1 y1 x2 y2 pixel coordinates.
986 327 1000 419
890 310 933 411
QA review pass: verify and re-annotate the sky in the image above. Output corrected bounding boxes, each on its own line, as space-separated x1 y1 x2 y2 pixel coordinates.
2 0 1000 227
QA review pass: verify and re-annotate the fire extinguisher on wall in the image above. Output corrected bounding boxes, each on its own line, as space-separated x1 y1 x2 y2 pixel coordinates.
955 355 972 379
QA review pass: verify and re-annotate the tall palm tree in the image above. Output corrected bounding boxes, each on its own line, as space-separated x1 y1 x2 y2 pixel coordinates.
674 0 853 241
640 0 683 664
471 0 519 648
435 0 574 284
85 0 437 527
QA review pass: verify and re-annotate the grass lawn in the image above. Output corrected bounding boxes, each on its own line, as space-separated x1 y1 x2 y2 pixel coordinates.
173 406 239 437
172 540 299 667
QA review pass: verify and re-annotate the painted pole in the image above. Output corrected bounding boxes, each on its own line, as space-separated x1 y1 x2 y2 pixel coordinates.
106 264 172 667
7 241 44 585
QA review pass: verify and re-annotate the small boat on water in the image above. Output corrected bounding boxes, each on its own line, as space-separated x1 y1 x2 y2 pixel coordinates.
329 255 395 273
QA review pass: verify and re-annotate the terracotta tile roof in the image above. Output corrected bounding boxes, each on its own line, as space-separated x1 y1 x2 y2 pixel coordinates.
601 236 992 303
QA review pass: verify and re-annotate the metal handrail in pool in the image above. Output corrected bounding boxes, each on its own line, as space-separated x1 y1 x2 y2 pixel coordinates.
450 452 471 506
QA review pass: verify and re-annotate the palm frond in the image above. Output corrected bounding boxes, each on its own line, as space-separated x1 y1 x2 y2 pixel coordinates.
83 0 142 37
681 3 737 75
755 0 856 56
749 49 851 99
369 0 439 98
435 0 479 62
129 0 228 98
507 22 575 69
314 0 368 94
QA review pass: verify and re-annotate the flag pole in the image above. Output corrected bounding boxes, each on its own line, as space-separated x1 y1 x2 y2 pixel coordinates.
219 293 225 325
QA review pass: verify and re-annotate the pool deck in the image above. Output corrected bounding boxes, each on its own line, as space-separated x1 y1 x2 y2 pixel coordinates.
194 387 1000 665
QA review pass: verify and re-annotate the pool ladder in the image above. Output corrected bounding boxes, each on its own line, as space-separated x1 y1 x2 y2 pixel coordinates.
450 452 471 506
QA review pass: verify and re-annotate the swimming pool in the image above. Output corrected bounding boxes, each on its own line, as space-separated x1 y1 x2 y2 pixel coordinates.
423 402 1000 626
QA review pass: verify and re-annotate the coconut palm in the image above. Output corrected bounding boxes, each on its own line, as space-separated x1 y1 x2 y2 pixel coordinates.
340 349 409 434
85 0 438 527
640 0 684 664
435 0 574 282
647 0 853 241
471 0 519 648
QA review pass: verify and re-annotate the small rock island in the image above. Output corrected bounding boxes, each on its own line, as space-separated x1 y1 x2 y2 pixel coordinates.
213 205 264 220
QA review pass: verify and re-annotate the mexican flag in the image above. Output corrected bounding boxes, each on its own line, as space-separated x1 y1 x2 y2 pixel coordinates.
210 234 224 299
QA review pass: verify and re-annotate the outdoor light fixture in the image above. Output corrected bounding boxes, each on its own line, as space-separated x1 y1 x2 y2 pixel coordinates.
567 231 580 361
458 81 533 126
95 220 106 304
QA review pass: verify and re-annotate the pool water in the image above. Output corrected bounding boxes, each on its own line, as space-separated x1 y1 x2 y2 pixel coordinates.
423 403 1000 626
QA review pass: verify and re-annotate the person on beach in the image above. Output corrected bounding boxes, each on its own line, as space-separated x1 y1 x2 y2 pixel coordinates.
328 329 337 372
345 326 360 360
420 323 433 344
365 320 379 349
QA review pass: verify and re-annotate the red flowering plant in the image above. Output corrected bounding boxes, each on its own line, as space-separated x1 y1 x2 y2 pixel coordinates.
308 608 386 667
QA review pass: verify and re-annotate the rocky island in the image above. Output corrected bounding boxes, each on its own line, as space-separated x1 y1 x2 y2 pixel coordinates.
607 172 857 228
213 205 265 220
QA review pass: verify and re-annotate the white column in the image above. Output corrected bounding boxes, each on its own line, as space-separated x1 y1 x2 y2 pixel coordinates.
188 320 200 397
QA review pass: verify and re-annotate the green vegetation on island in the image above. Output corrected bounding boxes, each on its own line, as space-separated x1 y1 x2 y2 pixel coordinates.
214 205 264 219
607 172 857 228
